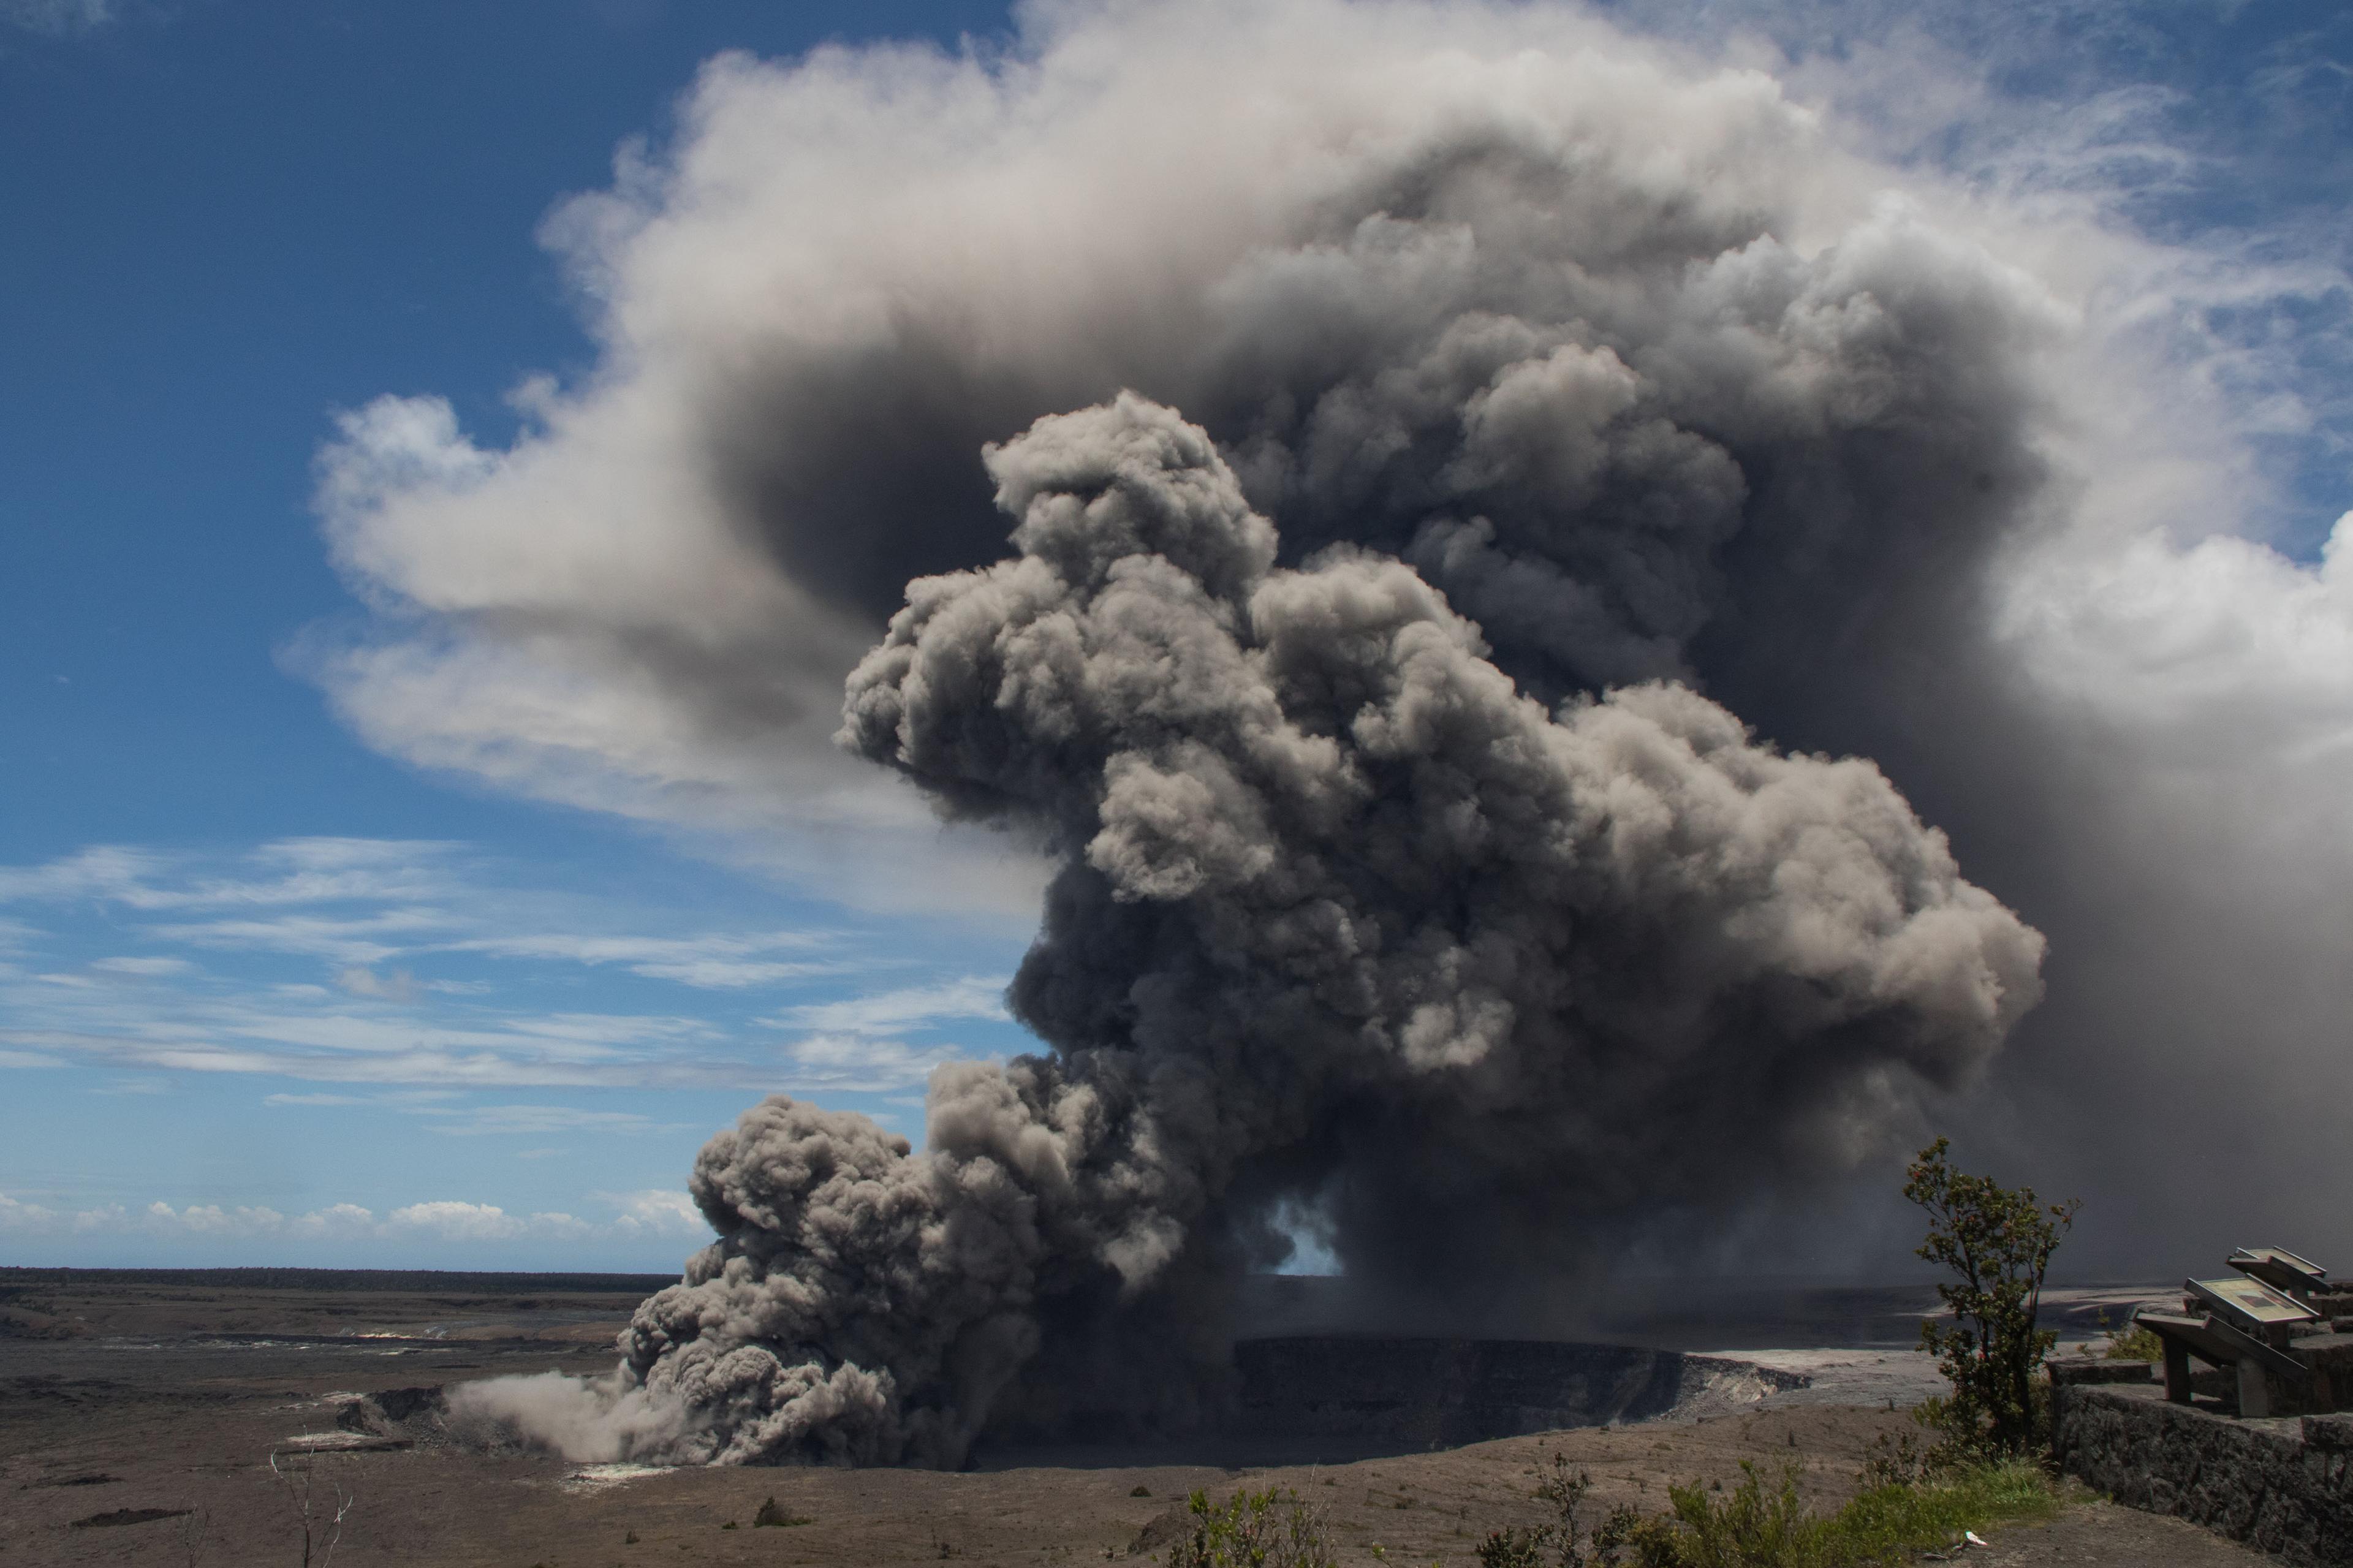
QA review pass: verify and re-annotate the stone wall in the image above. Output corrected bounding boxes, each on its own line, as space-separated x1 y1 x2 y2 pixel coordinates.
2052 1363 2353 1566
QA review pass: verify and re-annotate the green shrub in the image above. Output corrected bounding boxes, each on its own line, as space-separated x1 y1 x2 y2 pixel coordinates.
1597 1458 2055 1568
1165 1486 1336 1568
1474 1450 2056 1568
2103 1322 2164 1363
1904 1137 2080 1458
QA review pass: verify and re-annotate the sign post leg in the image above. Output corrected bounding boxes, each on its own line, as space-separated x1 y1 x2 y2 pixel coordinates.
2236 1357 2270 1419
2163 1341 2192 1404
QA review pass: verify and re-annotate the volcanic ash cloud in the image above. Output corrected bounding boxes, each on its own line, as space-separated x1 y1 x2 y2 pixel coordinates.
509 395 2040 1467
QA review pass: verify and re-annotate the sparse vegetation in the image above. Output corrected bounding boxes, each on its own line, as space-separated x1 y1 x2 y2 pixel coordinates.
1165 1485 1338 1568
1903 1137 2079 1459
754 1494 813 1527
2098 1315 2164 1363
1132 1484 1153 1498
1627 1458 2055 1567
1474 1452 2055 1567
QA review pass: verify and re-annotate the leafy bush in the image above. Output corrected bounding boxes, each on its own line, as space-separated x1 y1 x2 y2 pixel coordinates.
1904 1137 2080 1458
1164 1486 1336 1568
2102 1322 2165 1363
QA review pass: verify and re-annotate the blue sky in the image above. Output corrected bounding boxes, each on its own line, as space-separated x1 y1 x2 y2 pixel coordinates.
1 0 1034 1268
3 0 2349 1271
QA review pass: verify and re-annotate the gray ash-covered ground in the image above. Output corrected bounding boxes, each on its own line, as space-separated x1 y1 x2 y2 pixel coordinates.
0 1268 2257 1567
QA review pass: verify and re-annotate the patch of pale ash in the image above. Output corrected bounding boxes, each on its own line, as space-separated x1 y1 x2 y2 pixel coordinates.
560 1463 674 1492
1690 1348 1951 1411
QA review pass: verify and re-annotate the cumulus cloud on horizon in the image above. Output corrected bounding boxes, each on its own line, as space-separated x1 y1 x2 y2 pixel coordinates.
0 1187 708 1247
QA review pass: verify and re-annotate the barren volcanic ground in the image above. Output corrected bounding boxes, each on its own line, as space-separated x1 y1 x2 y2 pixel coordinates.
0 1270 2262 1567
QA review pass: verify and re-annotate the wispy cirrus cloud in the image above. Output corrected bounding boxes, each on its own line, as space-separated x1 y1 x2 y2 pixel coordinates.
0 0 115 36
0 839 462 911
443 929 844 988
0 836 1020 1096
778 1032 966 1093
411 1102 680 1138
88 956 196 978
767 975 1008 1036
760 977 1015 1090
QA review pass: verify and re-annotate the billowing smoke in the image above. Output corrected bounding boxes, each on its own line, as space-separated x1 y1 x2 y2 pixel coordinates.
320 0 2353 1466
459 393 2039 1464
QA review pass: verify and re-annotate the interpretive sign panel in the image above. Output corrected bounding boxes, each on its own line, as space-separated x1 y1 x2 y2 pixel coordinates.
2229 1247 2328 1298
2188 1274 2320 1336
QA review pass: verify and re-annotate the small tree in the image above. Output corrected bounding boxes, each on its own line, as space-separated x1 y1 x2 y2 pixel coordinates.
1904 1137 2080 1457
268 1450 354 1568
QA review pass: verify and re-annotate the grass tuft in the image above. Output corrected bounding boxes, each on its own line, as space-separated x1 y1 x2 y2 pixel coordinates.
1627 1457 2056 1567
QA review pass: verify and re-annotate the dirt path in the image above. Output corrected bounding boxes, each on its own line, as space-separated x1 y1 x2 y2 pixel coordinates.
1969 1494 2276 1567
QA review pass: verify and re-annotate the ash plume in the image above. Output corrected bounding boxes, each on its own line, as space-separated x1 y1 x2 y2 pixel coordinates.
324 0 2353 1468
462 394 2039 1466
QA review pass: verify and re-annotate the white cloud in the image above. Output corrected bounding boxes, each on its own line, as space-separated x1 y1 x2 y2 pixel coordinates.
415 1103 661 1137
335 965 420 1002
384 1200 605 1243
0 839 460 913
0 834 1023 1098
0 1192 59 1230
88 956 196 977
0 0 112 34
444 929 846 988
92 1077 171 1096
149 1201 287 1234
754 977 1011 1091
778 1032 964 1093
149 909 449 967
601 1187 707 1238
386 1200 526 1241
1 1187 705 1251
769 976 1008 1036
0 846 159 905
289 1203 381 1240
